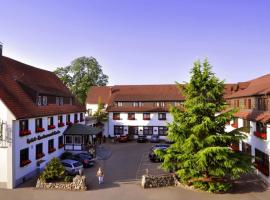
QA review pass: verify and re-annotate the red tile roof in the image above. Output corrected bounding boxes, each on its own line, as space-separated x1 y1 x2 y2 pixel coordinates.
227 74 270 99
0 56 85 119
86 86 112 104
234 110 270 123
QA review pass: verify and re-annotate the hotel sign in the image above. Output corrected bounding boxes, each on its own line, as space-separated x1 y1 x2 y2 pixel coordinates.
27 130 61 144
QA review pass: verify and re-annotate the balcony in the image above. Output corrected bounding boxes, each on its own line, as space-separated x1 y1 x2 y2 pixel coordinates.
19 129 31 137
254 131 267 140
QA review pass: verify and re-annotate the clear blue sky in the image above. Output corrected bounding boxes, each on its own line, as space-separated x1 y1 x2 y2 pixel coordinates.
0 0 270 85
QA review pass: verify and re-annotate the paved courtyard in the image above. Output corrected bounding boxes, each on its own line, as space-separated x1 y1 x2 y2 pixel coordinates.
1 141 270 200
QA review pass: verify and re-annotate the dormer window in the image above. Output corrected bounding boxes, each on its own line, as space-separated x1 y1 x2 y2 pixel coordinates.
69 98 73 105
37 96 42 106
155 102 165 107
133 102 143 107
56 97 59 105
56 97 64 105
42 96 47 106
117 102 123 107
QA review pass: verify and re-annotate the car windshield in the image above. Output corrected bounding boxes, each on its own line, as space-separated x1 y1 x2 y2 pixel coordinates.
73 162 82 167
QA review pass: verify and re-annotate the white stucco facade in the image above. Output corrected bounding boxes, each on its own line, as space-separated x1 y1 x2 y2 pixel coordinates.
108 112 172 139
0 100 85 189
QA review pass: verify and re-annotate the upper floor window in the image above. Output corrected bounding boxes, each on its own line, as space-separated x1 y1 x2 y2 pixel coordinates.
158 113 166 120
35 118 44 133
36 143 44 160
143 113 151 120
74 113 79 123
48 139 55 153
233 99 239 108
58 115 64 127
244 98 252 109
42 96 48 106
133 102 143 107
242 119 250 133
258 97 268 111
113 113 120 120
256 122 267 133
117 102 123 107
66 114 71 123
20 148 30 167
128 113 135 120
19 120 31 136
155 102 165 107
80 113 84 122
48 117 55 130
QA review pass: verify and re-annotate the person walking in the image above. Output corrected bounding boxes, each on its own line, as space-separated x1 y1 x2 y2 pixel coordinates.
96 167 104 184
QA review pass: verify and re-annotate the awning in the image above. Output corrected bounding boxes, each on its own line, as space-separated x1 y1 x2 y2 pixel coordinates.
63 124 101 135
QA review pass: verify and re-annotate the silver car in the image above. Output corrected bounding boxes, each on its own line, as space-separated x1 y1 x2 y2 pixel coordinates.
61 159 83 175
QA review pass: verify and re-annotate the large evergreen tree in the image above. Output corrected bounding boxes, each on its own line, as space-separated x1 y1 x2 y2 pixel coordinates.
159 59 252 192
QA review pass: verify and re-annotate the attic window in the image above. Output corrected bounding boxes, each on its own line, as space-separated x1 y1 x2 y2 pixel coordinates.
69 98 73 105
42 96 47 106
56 97 64 105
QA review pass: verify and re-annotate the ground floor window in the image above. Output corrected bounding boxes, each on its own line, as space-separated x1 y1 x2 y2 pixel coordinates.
48 139 55 153
65 135 73 144
143 126 153 135
128 126 138 135
20 148 30 167
255 148 269 176
242 141 251 155
58 136 64 148
158 126 168 136
74 135 82 144
114 125 124 135
36 143 44 159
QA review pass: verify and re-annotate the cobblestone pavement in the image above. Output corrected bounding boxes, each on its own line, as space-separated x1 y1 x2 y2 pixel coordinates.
1 141 270 200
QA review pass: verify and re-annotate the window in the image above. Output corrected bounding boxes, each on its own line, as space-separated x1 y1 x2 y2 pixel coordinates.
143 126 153 135
42 96 48 106
48 139 55 153
158 126 168 135
256 122 267 133
133 102 143 107
65 135 73 144
234 99 239 108
143 113 151 120
114 125 124 135
174 102 181 106
19 120 31 136
155 102 165 107
80 113 84 122
60 97 64 105
74 113 78 123
37 96 42 106
258 97 268 111
128 126 138 135
35 118 44 132
231 118 238 128
56 97 59 105
66 114 71 123
20 148 30 167
255 148 269 176
242 142 251 155
69 97 73 105
20 120 28 131
117 102 123 107
244 98 252 109
242 119 250 133
158 113 166 120
58 136 64 148
48 117 54 126
128 113 135 120
36 143 44 159
113 113 120 120
58 115 63 123
74 136 82 144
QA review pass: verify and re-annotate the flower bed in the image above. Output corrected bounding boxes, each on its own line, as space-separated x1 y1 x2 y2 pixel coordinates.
48 125 56 130
20 129 31 136
58 122 65 127
36 127 45 133
20 159 31 167
254 131 267 140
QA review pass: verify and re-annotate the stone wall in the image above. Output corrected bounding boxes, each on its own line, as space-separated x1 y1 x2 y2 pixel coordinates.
141 174 177 188
36 175 87 191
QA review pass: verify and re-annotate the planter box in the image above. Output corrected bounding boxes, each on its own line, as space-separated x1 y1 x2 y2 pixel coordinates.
20 130 31 137
20 159 31 167
58 122 65 127
254 131 267 140
36 127 45 133
48 125 56 130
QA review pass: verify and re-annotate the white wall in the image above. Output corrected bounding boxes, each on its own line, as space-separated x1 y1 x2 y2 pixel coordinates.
13 112 85 187
86 104 99 116
108 112 172 139
0 99 15 188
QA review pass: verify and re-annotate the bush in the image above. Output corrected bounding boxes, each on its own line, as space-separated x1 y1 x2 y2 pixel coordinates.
192 181 209 190
60 152 73 160
64 176 73 182
40 157 65 182
208 182 232 193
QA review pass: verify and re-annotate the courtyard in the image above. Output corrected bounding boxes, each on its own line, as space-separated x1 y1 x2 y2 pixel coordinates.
0 141 270 200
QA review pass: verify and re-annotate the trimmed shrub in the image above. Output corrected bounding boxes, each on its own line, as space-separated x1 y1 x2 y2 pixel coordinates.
40 157 65 182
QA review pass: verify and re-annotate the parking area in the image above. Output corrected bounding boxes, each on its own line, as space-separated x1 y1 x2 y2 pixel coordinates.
1 141 270 200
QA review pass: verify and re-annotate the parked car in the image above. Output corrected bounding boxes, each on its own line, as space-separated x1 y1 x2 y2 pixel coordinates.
73 153 94 168
61 159 83 175
149 144 170 162
150 135 160 143
118 135 129 143
137 135 147 143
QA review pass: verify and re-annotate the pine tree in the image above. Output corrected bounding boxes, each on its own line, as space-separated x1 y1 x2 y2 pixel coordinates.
159 59 252 192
